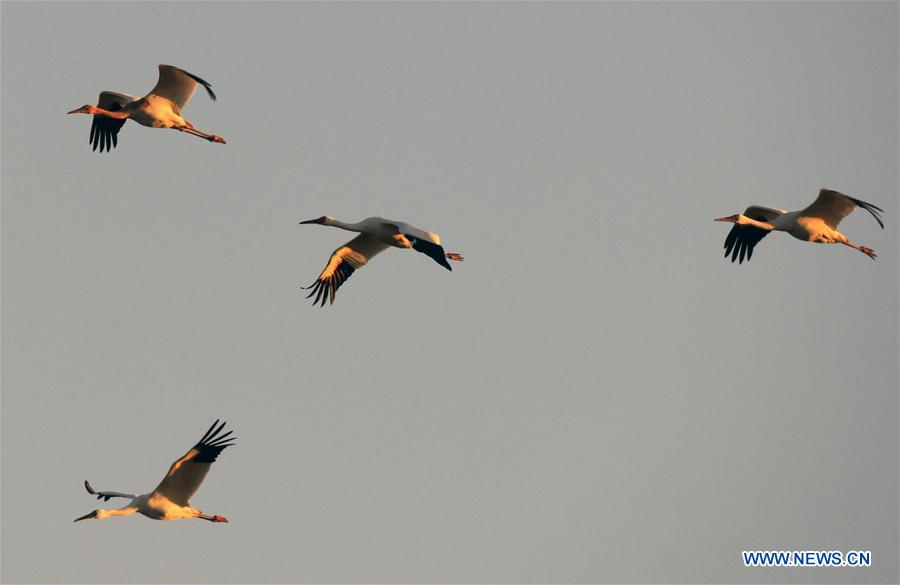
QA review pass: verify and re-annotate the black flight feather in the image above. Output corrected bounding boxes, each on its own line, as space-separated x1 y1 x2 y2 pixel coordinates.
722 214 771 264
192 419 236 464
90 100 126 153
173 66 217 101
848 196 885 229
407 235 452 270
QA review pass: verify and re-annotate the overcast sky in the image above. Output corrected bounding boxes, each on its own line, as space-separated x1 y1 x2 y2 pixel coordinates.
2 2 897 584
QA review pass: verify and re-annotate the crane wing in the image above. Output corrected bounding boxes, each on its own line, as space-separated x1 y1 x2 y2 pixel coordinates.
391 221 441 245
146 65 217 111
723 205 784 264
390 221 452 269
90 91 134 153
97 91 136 109
799 189 884 230
83 480 134 501
303 234 390 306
152 420 235 507
407 236 452 270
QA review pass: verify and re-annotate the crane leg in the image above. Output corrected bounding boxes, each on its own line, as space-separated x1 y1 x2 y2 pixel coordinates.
177 126 227 144
841 240 877 260
198 513 229 522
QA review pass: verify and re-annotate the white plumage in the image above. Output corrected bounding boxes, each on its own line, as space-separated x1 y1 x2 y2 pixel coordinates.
67 64 226 152
74 420 235 523
299 216 464 306
715 188 884 263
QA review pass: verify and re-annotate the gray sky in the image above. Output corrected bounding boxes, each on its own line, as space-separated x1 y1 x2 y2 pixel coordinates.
2 2 897 583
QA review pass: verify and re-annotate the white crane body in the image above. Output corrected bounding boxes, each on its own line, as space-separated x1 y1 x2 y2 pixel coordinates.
128 95 191 129
74 420 235 523
68 65 226 152
715 189 884 263
299 215 463 306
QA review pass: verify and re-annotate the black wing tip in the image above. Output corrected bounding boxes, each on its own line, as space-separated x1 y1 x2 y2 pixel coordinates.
185 69 217 101
205 419 228 442
303 262 356 307
722 224 763 264
408 235 453 270
847 196 885 229
198 419 221 444
303 279 331 307
199 81 217 102
194 419 236 462
207 430 235 447
159 64 218 101
824 189 885 229
84 480 112 501
197 419 236 447
89 116 123 153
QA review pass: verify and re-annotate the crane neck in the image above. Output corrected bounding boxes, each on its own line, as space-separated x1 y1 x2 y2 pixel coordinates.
324 218 364 232
91 106 129 120
739 215 776 231
97 506 138 519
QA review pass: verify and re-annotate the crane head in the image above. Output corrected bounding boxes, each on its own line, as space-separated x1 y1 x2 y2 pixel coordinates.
299 216 330 225
74 510 99 522
714 214 741 224
67 105 97 115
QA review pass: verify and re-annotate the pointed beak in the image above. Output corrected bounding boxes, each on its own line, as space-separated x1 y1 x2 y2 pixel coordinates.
299 219 318 225
714 216 734 222
67 107 83 115
74 510 98 522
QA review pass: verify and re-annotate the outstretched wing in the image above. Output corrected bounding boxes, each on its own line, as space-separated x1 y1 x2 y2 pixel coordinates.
800 188 884 230
391 221 452 270
146 65 217 111
90 91 134 153
723 205 784 264
407 236 452 270
83 480 134 502
152 420 235 507
303 234 390 306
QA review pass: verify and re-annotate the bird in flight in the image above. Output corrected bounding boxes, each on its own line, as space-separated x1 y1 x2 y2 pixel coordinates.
74 420 235 523
299 215 464 306
715 188 884 263
67 64 226 152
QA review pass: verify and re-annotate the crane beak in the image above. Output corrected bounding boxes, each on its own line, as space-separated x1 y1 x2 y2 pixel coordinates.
299 218 322 225
74 510 98 522
714 215 739 223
